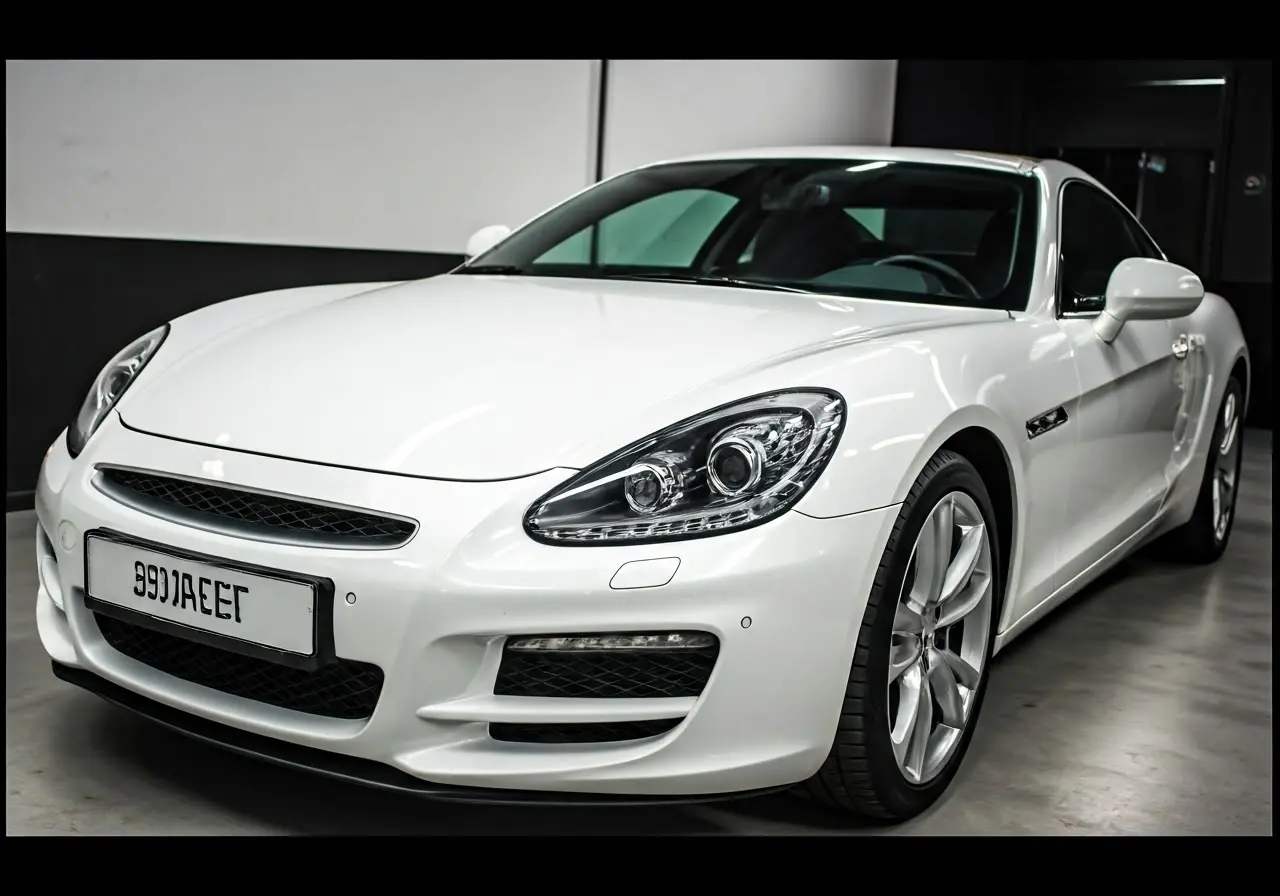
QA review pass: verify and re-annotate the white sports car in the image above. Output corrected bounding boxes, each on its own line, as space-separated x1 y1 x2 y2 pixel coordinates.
35 147 1248 822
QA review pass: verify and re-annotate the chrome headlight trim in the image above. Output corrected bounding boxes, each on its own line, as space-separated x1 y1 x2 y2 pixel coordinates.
524 388 846 546
67 324 170 458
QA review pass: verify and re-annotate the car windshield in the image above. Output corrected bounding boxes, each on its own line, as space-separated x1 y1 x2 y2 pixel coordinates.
458 158 1040 311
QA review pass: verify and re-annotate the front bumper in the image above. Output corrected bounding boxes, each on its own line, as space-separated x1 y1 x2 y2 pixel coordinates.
50 661 786 806
36 415 898 798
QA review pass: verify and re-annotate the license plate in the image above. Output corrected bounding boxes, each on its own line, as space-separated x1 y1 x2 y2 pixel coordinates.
85 535 317 656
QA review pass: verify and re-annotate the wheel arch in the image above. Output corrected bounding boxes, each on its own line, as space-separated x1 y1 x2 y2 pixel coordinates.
875 406 1024 626
1230 352 1250 412
938 426 1017 624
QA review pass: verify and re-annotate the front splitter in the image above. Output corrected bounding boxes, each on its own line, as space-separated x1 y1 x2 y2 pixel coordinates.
51 661 790 808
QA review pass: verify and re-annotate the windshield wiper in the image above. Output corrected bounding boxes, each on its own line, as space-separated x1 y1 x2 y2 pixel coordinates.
453 264 531 275
605 273 819 295
452 267 817 295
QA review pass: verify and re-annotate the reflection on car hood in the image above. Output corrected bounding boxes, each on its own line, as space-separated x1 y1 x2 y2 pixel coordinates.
120 275 1004 480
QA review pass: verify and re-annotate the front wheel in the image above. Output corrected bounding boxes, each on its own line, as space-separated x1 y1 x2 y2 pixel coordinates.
799 449 1001 821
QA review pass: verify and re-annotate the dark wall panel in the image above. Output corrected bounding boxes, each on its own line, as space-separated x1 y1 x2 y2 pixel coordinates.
6 233 463 508
1029 59 1230 87
892 61 1028 154
1219 61 1272 284
1027 83 1225 150
1215 62 1273 428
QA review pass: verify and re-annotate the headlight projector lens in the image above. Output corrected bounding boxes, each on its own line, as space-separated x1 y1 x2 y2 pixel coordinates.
708 436 766 496
624 460 682 514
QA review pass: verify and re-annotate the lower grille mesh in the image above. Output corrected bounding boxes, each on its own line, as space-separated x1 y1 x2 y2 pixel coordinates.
94 614 384 720
494 639 720 700
489 719 681 744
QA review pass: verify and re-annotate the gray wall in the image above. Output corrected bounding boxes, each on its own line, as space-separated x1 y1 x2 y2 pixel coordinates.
4 59 899 506
7 59 900 248
600 60 897 177
6 60 602 254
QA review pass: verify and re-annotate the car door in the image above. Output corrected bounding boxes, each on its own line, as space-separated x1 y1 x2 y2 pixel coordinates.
1052 180 1185 588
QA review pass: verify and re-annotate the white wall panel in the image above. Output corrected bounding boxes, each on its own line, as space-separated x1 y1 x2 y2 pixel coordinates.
601 60 898 178
5 60 599 253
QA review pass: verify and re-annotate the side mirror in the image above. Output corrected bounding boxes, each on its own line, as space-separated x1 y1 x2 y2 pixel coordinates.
465 224 512 260
1094 258 1205 343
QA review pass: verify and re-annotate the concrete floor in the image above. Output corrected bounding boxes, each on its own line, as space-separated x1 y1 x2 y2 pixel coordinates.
7 432 1272 835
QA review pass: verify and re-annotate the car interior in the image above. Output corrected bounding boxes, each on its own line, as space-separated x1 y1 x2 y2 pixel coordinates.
501 161 1034 310
721 171 1025 303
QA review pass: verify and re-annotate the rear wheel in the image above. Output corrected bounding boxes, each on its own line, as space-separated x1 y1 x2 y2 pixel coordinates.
1154 377 1245 565
799 449 1000 821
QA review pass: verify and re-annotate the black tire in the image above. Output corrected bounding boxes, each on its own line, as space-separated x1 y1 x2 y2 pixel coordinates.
797 449 1002 822
1153 377 1245 565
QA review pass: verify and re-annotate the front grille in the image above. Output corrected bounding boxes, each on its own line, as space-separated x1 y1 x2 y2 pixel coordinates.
97 468 416 548
94 614 384 720
494 638 719 700
489 719 681 744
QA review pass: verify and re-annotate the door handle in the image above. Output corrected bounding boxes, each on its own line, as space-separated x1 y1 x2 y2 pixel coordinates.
1172 334 1190 360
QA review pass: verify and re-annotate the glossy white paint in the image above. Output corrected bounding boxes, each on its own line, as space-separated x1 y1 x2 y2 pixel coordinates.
116 276 1009 481
1095 258 1205 343
610 558 681 590
35 146 1249 800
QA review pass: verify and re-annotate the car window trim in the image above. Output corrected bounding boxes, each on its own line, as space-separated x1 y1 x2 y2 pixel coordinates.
1054 177 1169 320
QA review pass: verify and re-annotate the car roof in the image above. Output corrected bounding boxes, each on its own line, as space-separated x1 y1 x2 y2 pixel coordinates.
650 145 1034 172
642 145 1104 190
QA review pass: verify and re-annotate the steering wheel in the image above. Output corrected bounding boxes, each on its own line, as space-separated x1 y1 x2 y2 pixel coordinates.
873 254 983 302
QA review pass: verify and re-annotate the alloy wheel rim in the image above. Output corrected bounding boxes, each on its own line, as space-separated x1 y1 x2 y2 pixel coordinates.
888 490 993 786
1212 393 1240 542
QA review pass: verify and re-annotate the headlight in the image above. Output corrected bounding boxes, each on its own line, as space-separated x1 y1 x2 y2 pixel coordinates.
67 324 169 458
525 390 844 545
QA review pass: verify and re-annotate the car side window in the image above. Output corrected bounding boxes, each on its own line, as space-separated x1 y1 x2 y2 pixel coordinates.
1124 217 1165 261
537 189 738 267
1058 182 1151 315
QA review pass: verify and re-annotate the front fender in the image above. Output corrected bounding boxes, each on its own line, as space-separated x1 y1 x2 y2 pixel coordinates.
1158 291 1251 523
1197 291 1250 409
1175 291 1250 472
791 329 1033 523
794 386 1027 521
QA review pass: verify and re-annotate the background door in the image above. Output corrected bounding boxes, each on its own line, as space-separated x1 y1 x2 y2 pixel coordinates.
1034 146 1215 271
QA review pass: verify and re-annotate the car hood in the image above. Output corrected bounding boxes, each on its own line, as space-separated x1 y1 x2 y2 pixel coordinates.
121 275 1003 480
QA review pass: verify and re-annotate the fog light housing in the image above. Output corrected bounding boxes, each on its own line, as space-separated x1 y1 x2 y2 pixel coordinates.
506 632 716 652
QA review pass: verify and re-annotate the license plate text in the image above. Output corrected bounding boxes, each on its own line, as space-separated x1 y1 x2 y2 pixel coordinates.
133 561 246 623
